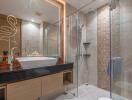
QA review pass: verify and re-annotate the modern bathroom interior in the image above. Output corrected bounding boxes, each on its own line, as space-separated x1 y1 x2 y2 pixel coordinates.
0 0 132 100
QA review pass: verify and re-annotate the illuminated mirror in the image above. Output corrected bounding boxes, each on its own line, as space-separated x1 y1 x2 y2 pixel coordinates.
0 0 60 57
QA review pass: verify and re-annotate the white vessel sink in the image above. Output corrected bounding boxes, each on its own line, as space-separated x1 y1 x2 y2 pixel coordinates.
16 57 57 69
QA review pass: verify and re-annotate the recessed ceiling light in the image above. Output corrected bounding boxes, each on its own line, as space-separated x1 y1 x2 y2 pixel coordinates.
31 19 34 22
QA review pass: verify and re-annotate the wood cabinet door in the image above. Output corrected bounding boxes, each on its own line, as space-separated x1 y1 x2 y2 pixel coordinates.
7 78 41 100
41 72 64 98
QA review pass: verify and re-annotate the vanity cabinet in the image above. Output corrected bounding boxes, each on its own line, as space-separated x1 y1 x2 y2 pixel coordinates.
6 72 64 100
7 78 41 100
41 72 64 99
0 86 6 100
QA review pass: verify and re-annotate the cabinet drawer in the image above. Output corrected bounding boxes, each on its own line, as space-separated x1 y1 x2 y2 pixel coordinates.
7 78 41 100
42 72 63 96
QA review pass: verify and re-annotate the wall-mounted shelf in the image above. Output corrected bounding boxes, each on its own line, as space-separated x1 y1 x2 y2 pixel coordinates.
83 42 91 46
79 54 91 58
83 54 91 57
82 42 91 58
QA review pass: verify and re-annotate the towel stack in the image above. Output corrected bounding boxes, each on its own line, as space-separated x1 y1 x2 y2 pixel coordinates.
107 57 122 81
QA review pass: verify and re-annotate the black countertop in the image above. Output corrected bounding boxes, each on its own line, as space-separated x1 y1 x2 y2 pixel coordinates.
0 63 73 84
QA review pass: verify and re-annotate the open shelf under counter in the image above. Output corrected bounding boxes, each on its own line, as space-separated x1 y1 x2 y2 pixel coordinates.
63 69 73 86
0 85 6 100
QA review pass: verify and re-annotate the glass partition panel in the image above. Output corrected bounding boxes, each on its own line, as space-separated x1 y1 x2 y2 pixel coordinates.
111 0 132 99
66 13 79 97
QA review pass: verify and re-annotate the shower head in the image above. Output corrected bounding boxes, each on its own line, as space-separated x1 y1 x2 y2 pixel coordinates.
109 0 116 10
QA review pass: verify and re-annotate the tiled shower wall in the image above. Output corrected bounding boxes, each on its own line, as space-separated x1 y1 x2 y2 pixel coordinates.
66 4 111 90
66 4 98 87
85 11 97 86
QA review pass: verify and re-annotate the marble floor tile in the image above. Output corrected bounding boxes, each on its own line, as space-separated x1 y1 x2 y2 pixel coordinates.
54 85 129 100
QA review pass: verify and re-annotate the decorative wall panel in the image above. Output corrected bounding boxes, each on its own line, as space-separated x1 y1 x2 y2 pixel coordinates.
0 14 21 55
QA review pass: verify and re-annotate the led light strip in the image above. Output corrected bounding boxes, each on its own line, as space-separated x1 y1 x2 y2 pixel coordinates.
59 0 66 63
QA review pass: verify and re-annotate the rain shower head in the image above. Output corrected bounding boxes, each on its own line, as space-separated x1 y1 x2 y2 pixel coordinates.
109 0 116 10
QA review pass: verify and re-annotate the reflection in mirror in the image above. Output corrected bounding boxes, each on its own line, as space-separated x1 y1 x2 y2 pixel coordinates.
0 0 59 57
43 22 60 57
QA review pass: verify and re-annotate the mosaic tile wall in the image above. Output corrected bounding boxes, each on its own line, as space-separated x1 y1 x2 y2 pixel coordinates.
97 5 110 90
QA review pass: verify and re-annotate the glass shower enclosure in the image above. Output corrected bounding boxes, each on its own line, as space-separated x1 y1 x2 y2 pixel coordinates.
111 0 132 99
67 0 132 99
56 0 132 99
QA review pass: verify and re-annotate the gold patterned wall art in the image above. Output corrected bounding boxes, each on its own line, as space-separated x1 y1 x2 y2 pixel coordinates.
0 14 21 54
0 15 17 52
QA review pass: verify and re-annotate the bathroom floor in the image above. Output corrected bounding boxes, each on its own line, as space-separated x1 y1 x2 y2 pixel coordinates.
54 85 129 100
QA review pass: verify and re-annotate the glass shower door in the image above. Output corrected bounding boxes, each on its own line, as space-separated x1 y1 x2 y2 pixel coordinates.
111 0 132 99
65 13 79 97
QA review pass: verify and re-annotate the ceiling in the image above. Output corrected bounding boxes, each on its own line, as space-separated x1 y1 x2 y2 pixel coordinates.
0 0 59 24
66 0 109 14
0 0 109 23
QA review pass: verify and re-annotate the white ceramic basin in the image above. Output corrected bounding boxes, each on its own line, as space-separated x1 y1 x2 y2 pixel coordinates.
16 57 57 69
